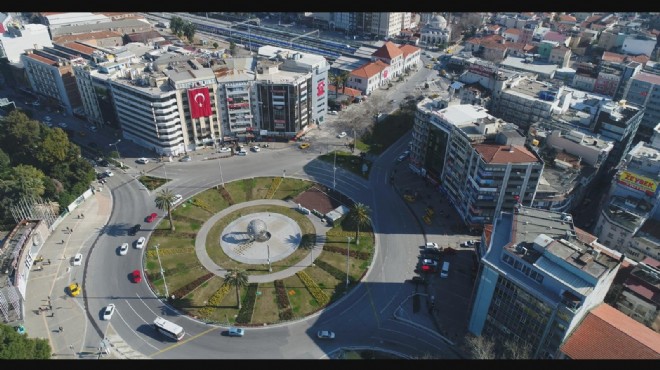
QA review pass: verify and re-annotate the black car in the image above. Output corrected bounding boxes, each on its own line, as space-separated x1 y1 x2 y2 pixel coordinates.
128 224 141 236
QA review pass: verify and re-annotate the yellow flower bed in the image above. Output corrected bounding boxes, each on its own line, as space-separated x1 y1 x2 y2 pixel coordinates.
146 248 194 258
296 271 329 306
199 284 232 317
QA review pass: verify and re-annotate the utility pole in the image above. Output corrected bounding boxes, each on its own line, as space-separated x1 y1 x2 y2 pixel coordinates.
155 244 169 297
346 237 352 288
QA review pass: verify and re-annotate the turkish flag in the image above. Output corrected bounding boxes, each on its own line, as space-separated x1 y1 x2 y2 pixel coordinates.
188 87 212 119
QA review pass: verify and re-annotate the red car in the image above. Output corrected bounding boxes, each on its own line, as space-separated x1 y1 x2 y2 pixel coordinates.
131 269 142 283
146 212 157 223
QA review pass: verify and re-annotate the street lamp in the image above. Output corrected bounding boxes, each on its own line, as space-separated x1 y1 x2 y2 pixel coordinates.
346 237 352 288
109 139 121 167
217 158 225 188
267 244 272 272
154 244 169 297
333 150 337 189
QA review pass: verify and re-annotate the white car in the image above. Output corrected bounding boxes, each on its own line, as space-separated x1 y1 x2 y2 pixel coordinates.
119 243 129 256
135 237 146 249
172 194 183 206
102 304 115 320
425 242 440 250
73 253 83 266
251 145 260 152
136 157 149 164
328 110 338 115
337 132 347 138
58 122 67 128
43 115 52 122
104 170 113 177
218 147 231 153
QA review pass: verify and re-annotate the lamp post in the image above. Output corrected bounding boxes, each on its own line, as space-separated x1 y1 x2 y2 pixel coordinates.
267 244 272 272
109 139 121 167
217 157 225 188
333 150 337 189
346 237 352 288
155 244 169 297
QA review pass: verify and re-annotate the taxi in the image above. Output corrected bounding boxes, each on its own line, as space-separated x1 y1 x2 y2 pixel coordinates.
68 282 81 297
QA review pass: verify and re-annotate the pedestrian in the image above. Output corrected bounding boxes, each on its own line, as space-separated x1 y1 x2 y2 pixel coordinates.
81 213 84 218
48 259 51 264
59 326 63 332
61 240 65 244
49 304 52 311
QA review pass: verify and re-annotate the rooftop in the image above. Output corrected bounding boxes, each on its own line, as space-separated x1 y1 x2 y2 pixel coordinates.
499 56 558 78
473 144 539 164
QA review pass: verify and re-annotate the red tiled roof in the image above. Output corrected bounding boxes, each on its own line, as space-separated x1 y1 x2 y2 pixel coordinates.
504 28 522 35
544 31 568 42
328 85 362 97
574 226 597 245
585 15 604 23
630 54 650 64
482 41 507 50
558 14 577 23
126 30 163 42
53 30 123 44
560 303 660 359
640 256 660 269
26 53 58 66
487 25 501 31
372 41 403 60
62 42 95 56
633 71 660 85
623 275 660 304
602 51 626 64
399 44 420 58
473 144 539 164
351 60 388 79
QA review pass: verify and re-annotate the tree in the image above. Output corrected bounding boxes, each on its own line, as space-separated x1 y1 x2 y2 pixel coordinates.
36 128 70 167
348 202 371 243
328 73 340 98
170 16 184 37
229 41 237 56
338 70 350 95
299 233 316 266
222 269 248 310
0 323 51 359
213 42 219 49
155 188 177 231
12 164 46 200
503 339 532 359
465 334 496 359
183 21 196 43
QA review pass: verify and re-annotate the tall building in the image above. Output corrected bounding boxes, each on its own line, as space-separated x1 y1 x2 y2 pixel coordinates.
614 257 660 330
591 100 645 170
594 141 660 260
623 71 660 143
410 101 543 228
469 206 623 358
0 18 53 63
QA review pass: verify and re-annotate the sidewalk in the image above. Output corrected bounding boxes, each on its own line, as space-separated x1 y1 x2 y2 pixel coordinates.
22 184 126 359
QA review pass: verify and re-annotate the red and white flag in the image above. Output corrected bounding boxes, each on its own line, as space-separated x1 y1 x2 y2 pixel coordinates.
188 87 212 119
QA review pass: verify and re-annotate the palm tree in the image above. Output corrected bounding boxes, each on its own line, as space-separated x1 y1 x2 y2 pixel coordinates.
299 233 316 266
348 203 371 244
339 71 350 95
222 269 249 310
155 188 177 231
328 73 339 99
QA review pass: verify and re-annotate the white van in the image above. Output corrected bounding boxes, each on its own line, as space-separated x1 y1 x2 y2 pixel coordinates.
440 262 450 278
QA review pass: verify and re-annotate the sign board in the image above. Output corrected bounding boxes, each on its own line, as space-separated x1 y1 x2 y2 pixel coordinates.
617 171 657 195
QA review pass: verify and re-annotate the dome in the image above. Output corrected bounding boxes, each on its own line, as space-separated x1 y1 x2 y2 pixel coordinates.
430 15 447 30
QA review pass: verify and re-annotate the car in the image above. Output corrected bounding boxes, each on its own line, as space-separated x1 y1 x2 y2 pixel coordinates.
421 258 438 273
32 101 40 107
236 149 247 156
397 150 410 162
299 143 310 149
73 253 83 266
119 243 129 256
68 283 81 297
422 249 443 258
172 194 183 206
102 304 116 320
218 147 231 153
58 122 67 128
104 170 113 177
328 110 338 115
425 242 440 250
128 224 141 236
131 270 142 283
135 236 146 249
179 155 192 162
43 115 52 122
317 330 335 339
136 157 149 164
227 327 245 337
250 145 260 152
336 132 347 138
89 125 98 132
146 212 157 223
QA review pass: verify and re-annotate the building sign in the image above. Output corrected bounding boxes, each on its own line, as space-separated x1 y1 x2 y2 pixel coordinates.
618 171 657 195
468 63 496 77
317 80 325 97
187 87 212 119
383 70 389 79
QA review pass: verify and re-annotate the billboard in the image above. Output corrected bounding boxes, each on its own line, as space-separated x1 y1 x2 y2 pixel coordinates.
187 87 212 119
617 171 657 196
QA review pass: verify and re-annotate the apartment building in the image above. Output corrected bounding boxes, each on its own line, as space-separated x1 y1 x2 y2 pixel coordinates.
0 21 53 63
410 101 543 228
594 142 660 257
469 206 623 358
591 100 644 170
614 257 660 330
623 71 660 143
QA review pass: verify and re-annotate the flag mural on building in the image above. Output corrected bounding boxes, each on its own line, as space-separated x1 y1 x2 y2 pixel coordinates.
188 87 212 119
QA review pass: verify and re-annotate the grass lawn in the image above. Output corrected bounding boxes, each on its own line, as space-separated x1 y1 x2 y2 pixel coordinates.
143 177 374 325
138 175 169 190
318 151 372 179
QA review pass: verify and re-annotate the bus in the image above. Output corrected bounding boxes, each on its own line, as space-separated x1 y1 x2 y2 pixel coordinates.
153 316 185 341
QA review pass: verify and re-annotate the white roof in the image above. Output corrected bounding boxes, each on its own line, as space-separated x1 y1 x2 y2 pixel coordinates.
46 12 110 27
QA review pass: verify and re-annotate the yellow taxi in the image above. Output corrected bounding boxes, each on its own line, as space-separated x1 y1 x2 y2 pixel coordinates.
299 142 310 149
68 282 81 297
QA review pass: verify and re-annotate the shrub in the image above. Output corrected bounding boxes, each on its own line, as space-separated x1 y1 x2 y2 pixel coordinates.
236 283 258 324
171 273 214 299
199 284 232 317
297 271 329 306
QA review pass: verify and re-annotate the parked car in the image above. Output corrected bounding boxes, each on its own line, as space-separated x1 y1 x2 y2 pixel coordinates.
136 157 149 164
131 270 142 283
119 243 129 256
218 147 231 153
299 143 310 149
328 110 338 115
172 194 183 206
135 236 146 249
146 212 157 223
102 304 116 320
179 155 192 162
73 253 83 266
227 327 245 337
317 330 335 339
425 242 440 250
336 131 347 138
104 170 113 177
236 149 247 156
397 150 410 162
250 145 260 152
58 122 67 128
